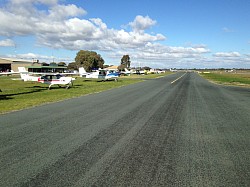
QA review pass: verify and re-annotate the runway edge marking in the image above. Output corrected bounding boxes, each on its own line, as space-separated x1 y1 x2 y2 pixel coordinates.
171 72 187 84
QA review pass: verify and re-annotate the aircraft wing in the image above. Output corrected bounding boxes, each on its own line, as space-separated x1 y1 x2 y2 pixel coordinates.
0 71 20 75
1 67 86 77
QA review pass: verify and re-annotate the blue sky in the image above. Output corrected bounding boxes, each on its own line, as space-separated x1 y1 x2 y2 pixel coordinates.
0 0 249 68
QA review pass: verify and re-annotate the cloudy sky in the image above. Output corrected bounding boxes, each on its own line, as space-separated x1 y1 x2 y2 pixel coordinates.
0 0 250 68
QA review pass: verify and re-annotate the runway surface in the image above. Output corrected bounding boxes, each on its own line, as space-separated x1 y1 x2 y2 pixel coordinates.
0 72 250 186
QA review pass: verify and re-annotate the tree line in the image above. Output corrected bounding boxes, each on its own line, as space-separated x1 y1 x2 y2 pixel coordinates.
67 50 131 72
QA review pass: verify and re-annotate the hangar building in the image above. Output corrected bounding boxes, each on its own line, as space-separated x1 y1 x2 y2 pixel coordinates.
0 58 67 73
0 58 33 72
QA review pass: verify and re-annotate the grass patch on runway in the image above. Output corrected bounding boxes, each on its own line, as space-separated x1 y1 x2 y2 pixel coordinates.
201 71 250 87
0 73 170 114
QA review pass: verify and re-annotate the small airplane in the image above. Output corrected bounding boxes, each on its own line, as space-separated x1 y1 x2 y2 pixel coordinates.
85 68 119 81
0 70 18 75
18 67 75 89
18 67 75 90
0 67 76 90
156 69 166 74
132 69 146 75
37 74 75 89
120 68 131 76
170 68 178 72
78 67 88 77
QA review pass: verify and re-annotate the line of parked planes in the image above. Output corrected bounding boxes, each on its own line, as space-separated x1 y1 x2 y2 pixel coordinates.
0 67 167 90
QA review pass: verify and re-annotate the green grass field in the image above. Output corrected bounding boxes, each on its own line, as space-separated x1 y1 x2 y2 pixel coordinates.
0 73 171 114
200 71 250 87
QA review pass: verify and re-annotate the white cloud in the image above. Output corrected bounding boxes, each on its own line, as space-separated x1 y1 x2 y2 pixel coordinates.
0 39 15 47
213 52 241 57
105 42 211 68
0 10 35 36
10 0 57 5
17 53 39 59
0 1 249 68
48 4 86 21
0 1 201 67
205 51 250 68
0 2 164 52
129 15 157 33
6 52 71 63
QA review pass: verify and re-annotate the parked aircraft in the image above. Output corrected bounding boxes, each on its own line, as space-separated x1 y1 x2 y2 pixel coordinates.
85 69 119 81
1 66 120 91
156 69 166 74
62 67 88 77
37 74 75 89
0 67 76 90
132 69 146 75
0 70 17 75
170 68 178 72
18 67 75 89
120 68 131 76
78 67 88 77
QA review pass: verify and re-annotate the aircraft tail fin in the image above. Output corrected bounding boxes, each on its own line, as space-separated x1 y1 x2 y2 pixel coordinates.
18 67 28 81
79 67 86 74
18 67 38 81
79 67 87 77
18 67 28 73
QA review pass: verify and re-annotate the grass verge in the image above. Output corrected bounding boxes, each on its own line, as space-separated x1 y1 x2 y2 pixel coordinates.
200 71 250 87
0 73 170 114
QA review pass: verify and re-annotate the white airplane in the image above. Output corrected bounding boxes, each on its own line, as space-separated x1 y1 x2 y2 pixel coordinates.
18 67 75 89
57 67 88 77
85 69 119 81
0 67 76 91
156 69 166 74
37 74 75 89
120 68 131 76
0 70 18 75
132 69 145 75
170 68 178 72
78 67 88 77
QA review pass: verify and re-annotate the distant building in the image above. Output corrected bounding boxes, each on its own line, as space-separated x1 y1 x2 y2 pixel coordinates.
0 57 67 73
26 65 67 73
0 58 33 72
105 65 119 71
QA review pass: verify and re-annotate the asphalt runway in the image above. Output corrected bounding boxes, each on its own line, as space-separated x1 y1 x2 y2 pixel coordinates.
0 72 250 186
